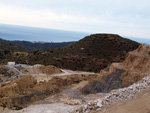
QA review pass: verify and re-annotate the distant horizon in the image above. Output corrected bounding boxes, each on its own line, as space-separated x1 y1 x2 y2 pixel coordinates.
0 23 150 44
0 24 90 42
0 23 91 35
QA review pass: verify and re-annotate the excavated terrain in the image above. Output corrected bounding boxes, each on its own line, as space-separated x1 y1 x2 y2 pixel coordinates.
0 67 98 110
0 65 62 87
70 44 150 113
71 75 150 113
82 44 149 94
0 44 150 113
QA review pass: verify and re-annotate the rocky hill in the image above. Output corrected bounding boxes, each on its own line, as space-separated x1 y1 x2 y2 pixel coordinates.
0 34 140 72
0 38 75 64
28 34 140 72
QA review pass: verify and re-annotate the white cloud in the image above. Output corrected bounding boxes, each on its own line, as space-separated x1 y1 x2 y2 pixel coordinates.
0 4 100 29
0 0 150 38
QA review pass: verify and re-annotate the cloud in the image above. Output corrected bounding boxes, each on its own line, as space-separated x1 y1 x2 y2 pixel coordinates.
0 0 150 38
0 3 99 26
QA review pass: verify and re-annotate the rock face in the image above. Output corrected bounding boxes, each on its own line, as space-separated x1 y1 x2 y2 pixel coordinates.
123 44 150 73
82 44 150 94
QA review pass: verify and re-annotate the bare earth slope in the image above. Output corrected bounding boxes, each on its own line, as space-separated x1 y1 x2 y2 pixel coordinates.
71 44 150 113
82 44 150 94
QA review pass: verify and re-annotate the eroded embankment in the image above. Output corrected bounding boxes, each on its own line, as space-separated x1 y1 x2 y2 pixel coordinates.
82 44 150 94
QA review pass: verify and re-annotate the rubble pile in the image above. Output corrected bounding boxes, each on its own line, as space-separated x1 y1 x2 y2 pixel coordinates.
70 76 150 113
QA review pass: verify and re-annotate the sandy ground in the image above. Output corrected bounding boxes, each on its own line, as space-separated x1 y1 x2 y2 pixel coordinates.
0 103 75 113
98 90 150 113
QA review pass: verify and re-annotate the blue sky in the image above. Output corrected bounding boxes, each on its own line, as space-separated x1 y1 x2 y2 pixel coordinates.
0 0 150 39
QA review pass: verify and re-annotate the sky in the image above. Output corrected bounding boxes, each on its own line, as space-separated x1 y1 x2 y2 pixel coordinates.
0 0 150 39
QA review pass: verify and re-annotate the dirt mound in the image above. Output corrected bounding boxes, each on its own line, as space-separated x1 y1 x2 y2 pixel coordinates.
0 73 97 109
0 76 36 97
20 65 62 75
0 75 60 109
82 44 149 94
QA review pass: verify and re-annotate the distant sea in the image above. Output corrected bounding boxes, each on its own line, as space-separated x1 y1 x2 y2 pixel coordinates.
0 24 149 44
0 24 90 42
126 37 150 45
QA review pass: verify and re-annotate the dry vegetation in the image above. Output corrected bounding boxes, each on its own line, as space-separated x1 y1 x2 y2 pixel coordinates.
27 34 139 72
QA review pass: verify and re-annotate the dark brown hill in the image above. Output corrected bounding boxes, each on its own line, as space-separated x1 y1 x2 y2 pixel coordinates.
0 38 27 52
28 34 140 72
0 38 29 64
